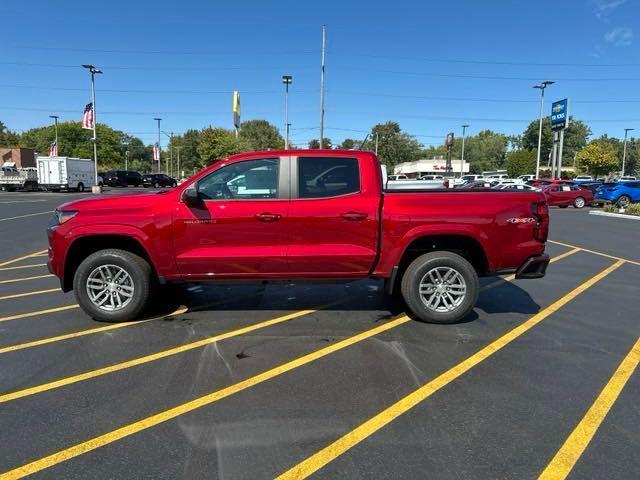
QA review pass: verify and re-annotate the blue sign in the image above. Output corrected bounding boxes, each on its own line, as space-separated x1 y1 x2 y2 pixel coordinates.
551 98 569 130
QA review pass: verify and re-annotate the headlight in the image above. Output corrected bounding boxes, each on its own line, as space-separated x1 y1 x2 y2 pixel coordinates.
54 210 78 225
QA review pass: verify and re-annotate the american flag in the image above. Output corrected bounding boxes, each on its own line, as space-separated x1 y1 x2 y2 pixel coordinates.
81 103 94 130
153 143 161 161
49 141 58 157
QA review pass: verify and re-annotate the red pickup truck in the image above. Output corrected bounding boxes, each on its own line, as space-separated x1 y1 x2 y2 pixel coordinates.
48 150 549 324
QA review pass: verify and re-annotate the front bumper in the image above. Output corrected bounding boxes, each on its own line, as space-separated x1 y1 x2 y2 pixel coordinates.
515 254 550 279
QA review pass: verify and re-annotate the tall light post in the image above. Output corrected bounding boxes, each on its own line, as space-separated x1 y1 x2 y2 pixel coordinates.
282 75 293 149
319 25 326 148
154 118 162 172
82 64 102 187
49 115 59 154
622 128 634 176
175 146 182 180
460 124 469 177
533 80 554 178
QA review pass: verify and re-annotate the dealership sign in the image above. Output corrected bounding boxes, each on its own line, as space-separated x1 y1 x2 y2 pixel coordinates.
551 98 568 131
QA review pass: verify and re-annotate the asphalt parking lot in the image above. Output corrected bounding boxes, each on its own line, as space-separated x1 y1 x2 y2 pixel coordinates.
0 189 639 479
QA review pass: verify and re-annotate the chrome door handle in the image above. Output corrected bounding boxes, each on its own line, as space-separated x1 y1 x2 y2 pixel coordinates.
255 212 282 222
341 211 367 221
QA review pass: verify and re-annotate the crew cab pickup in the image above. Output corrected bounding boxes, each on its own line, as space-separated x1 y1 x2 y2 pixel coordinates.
48 150 549 324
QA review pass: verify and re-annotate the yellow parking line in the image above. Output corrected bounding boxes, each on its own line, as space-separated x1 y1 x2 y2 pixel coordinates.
0 288 60 301
0 314 410 480
0 250 47 268
0 294 256 355
0 307 189 355
481 248 581 291
0 263 47 272
0 306 329 404
275 260 625 480
0 274 54 285
549 239 640 267
0 305 79 323
538 336 640 480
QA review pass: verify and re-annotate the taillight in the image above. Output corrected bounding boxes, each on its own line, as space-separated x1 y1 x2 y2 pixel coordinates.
532 202 549 242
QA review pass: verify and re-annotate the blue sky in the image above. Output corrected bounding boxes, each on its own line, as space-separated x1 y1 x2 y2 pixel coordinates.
2 0 639 148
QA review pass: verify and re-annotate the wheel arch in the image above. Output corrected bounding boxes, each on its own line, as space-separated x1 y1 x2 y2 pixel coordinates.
62 234 156 292
386 233 489 295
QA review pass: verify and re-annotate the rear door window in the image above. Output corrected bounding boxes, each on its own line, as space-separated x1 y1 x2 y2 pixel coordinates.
298 157 360 198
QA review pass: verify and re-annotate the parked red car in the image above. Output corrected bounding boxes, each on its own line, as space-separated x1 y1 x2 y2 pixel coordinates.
528 178 574 188
48 150 550 324
541 184 593 208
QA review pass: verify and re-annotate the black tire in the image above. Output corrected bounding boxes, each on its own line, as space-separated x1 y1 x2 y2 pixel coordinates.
617 195 631 208
400 251 479 324
573 196 585 208
154 182 160 188
172 182 177 188
73 249 152 322
77 182 85 193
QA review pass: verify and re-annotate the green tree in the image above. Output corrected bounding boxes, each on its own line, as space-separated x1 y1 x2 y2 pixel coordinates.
522 117 591 165
575 141 618 178
308 138 333 149
239 119 284 150
505 149 537 177
18 121 141 171
339 138 360 150
371 121 422 168
169 129 202 176
197 127 249 166
0 121 20 147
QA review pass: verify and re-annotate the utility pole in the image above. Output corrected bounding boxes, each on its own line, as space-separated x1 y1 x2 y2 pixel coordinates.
49 115 59 154
125 150 129 171
175 146 182 179
533 80 554 178
82 64 102 189
319 25 326 149
461 124 469 177
154 118 162 173
282 75 293 149
622 128 634 176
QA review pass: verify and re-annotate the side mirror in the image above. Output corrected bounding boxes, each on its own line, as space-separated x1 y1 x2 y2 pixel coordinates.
182 185 201 206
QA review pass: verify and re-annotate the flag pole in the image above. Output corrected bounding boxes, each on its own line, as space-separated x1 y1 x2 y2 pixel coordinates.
82 64 102 189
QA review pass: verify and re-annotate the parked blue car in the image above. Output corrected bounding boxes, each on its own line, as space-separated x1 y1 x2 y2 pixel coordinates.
594 181 640 207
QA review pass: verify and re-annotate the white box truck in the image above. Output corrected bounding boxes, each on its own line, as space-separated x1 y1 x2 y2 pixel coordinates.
36 156 95 192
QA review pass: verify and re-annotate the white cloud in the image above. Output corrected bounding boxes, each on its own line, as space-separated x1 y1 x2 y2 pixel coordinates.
593 0 628 19
604 27 633 46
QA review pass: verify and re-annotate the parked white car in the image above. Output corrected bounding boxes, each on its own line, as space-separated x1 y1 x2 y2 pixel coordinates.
494 183 540 192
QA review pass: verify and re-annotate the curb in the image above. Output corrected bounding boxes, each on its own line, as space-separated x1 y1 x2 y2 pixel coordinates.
589 210 640 221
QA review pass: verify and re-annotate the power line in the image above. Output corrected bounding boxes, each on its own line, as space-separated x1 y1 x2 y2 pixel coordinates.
333 51 640 68
7 44 640 68
0 61 315 72
341 67 640 82
0 84 314 95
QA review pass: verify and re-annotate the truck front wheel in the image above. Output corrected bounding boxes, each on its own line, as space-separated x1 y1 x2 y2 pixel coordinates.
400 251 479 324
73 249 152 322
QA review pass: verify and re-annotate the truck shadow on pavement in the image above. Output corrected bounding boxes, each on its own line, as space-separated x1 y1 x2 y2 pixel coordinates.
143 277 540 325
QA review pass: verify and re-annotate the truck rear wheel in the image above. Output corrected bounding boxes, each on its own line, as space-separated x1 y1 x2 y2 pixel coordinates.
73 249 152 322
400 251 479 324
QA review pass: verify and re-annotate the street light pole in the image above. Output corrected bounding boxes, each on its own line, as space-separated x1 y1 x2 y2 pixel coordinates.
154 118 162 173
282 75 292 149
319 25 326 149
622 128 634 176
461 124 469 177
49 115 59 153
533 80 554 178
82 64 102 187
